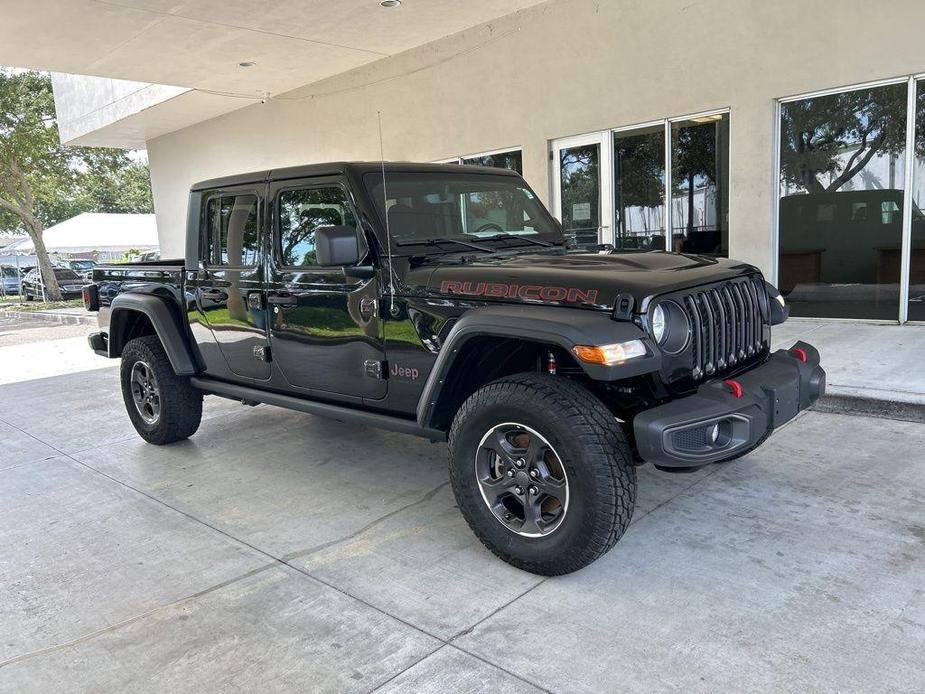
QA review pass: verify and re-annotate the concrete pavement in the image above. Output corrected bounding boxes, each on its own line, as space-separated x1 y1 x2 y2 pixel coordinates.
1 319 924 692
773 320 925 420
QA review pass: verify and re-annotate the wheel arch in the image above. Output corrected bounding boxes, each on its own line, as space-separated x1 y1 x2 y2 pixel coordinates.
108 294 199 376
416 305 660 431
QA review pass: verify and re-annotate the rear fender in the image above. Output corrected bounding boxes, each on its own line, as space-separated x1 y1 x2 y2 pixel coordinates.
108 293 199 375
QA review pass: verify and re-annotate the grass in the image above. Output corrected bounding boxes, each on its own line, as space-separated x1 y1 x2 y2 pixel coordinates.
0 298 84 312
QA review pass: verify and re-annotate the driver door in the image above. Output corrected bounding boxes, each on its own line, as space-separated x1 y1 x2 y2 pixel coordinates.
266 177 385 400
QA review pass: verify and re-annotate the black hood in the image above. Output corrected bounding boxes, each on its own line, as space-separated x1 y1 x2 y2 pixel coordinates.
400 249 761 312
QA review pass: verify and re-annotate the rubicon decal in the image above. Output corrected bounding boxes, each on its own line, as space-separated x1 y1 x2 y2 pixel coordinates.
439 281 599 305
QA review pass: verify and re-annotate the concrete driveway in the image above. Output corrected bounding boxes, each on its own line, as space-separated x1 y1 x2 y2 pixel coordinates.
1 319 923 693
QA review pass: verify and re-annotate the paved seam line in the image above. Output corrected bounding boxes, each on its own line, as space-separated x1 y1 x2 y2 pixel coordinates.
0 563 278 669
280 481 450 563
365 643 449 694
4 421 553 693
0 412 453 651
629 464 723 527
449 644 555 694
67 454 452 641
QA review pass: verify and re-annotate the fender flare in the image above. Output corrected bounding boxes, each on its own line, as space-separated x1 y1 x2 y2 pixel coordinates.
108 293 199 376
415 305 660 428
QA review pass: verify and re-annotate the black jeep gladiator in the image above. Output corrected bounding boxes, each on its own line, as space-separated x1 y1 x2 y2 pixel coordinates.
83 162 825 575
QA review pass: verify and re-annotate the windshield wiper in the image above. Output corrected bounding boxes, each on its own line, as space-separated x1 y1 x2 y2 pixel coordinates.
480 233 556 248
395 237 494 253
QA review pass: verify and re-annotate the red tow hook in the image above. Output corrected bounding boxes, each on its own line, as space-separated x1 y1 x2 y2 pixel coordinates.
723 379 743 398
790 347 808 363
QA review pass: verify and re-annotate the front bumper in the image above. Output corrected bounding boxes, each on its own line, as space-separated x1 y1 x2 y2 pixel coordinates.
634 341 825 467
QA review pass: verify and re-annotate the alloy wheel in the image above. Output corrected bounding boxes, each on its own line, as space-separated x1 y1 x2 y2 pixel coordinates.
130 360 161 425
475 422 569 537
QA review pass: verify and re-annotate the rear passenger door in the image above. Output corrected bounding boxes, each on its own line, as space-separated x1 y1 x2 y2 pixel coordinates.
266 177 385 400
194 186 270 381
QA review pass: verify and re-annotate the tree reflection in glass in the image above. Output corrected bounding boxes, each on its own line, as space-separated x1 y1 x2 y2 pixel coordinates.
778 83 908 319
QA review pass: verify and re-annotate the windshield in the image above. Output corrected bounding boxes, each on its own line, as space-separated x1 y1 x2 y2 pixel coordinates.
365 172 563 254
70 260 95 270
54 269 81 281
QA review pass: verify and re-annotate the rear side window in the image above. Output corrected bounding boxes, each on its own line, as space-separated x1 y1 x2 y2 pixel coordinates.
204 193 260 267
278 186 358 268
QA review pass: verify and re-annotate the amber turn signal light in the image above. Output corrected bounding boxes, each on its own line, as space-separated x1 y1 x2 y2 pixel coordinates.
572 340 646 366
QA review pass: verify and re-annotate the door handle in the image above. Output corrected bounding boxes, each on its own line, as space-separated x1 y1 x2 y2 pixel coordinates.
200 288 227 300
267 293 298 308
247 292 265 310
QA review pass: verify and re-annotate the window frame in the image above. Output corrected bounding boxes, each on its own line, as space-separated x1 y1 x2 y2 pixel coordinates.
200 188 263 270
548 108 731 252
273 178 364 272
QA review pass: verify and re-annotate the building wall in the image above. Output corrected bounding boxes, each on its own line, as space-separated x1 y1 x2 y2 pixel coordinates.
147 0 925 272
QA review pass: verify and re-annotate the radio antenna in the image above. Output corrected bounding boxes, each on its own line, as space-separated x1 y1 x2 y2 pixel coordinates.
377 110 398 315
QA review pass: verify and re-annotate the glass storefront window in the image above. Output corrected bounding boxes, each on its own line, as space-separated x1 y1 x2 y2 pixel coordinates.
461 150 523 174
778 83 908 319
613 125 665 251
559 144 602 247
670 113 730 256
909 80 925 321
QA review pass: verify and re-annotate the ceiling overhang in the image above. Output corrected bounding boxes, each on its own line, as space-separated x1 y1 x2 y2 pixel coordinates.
2 0 548 148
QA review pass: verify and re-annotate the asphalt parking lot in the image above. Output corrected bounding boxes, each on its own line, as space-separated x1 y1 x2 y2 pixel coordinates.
1 317 923 693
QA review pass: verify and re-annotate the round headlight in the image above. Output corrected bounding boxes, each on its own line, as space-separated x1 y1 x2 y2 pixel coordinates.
651 304 667 344
651 301 691 354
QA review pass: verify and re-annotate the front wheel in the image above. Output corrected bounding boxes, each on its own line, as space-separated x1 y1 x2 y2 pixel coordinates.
449 373 636 575
120 335 203 445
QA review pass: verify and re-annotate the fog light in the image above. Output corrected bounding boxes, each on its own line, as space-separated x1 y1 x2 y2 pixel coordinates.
573 340 647 366
707 423 720 445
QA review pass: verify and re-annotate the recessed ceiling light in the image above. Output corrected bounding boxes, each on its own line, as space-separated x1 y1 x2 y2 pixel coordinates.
238 61 256 68
380 0 401 7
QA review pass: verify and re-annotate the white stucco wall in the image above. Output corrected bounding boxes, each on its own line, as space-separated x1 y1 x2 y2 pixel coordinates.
146 0 925 272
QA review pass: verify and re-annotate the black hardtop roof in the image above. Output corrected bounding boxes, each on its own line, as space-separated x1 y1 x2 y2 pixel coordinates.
191 161 520 192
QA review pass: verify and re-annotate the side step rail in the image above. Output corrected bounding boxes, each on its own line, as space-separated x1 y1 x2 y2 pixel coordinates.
190 377 447 442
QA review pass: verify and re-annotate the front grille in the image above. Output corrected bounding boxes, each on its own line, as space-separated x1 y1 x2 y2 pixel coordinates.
679 276 768 382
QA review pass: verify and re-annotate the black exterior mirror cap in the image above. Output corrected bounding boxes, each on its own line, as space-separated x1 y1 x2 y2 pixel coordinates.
315 225 361 267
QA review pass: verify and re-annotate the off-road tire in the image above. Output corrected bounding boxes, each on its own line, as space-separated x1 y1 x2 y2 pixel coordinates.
121 335 202 445
449 372 636 575
23 293 33 302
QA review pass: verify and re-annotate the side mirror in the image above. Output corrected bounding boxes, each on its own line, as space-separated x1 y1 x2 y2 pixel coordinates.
315 225 360 267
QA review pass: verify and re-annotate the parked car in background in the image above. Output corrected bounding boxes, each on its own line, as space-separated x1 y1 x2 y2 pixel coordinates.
1 266 21 296
21 268 85 301
57 259 98 281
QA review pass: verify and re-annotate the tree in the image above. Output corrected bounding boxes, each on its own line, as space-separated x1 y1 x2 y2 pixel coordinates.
672 123 718 235
0 70 153 300
779 85 911 195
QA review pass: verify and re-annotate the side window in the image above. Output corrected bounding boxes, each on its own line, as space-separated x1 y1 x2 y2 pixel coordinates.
278 185 358 267
204 193 260 267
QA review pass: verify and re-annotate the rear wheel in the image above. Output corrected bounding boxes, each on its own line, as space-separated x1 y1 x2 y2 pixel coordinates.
120 335 202 445
449 373 636 575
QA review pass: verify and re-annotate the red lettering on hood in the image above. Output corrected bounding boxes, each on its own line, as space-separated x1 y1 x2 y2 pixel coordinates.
439 280 599 305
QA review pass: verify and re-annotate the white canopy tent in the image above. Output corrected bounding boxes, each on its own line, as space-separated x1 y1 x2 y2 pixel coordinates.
3 213 158 259
1 213 158 299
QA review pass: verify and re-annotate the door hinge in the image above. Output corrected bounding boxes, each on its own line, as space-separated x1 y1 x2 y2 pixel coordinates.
253 345 271 362
364 359 386 380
